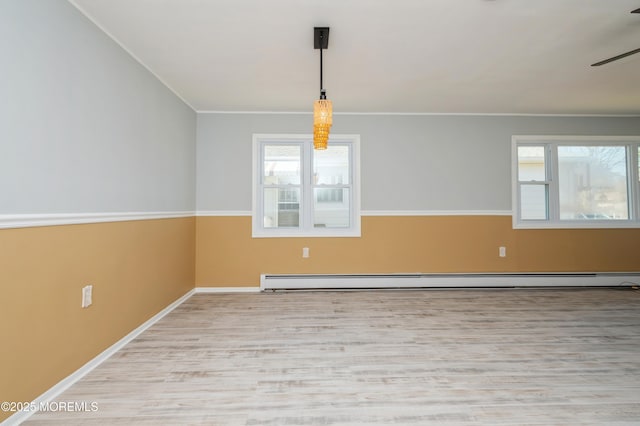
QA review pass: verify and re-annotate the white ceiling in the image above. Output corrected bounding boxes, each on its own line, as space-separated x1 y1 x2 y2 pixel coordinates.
69 0 640 115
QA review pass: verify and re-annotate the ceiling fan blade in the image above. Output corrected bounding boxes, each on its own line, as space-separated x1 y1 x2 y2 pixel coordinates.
591 47 640 66
590 8 640 66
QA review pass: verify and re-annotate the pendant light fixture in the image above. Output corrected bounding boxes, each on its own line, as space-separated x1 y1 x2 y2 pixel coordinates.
313 27 332 150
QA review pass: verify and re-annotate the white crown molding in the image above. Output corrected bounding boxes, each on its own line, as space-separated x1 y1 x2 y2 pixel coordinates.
196 110 640 117
0 211 195 229
198 110 312 115
512 135 640 141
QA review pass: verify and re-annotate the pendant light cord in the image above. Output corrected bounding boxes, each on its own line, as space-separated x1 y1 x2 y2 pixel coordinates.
320 41 326 99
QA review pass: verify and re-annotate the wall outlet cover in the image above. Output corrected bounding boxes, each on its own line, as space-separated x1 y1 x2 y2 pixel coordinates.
82 285 93 308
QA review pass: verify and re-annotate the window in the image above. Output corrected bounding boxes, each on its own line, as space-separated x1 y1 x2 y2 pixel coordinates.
512 136 640 228
253 134 360 237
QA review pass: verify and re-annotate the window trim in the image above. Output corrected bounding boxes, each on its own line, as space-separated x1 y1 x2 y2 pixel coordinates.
512 135 640 229
252 134 361 238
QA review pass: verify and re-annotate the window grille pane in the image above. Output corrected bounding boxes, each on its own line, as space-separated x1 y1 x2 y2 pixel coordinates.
518 146 546 181
263 145 300 185
520 184 548 220
314 145 350 185
263 188 299 228
315 188 344 203
558 146 628 220
314 188 350 228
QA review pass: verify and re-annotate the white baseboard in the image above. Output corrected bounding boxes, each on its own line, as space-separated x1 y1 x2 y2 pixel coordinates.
1 286 262 425
1 289 195 426
195 286 260 293
260 272 640 291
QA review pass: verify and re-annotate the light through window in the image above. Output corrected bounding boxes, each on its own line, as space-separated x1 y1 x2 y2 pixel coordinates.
557 146 628 220
253 134 360 237
513 136 640 228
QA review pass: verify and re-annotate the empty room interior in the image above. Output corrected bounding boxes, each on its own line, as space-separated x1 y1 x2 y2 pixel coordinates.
2 0 640 424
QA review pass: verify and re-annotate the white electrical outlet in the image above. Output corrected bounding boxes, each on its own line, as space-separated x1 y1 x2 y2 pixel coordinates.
82 285 93 308
302 247 310 258
499 246 507 257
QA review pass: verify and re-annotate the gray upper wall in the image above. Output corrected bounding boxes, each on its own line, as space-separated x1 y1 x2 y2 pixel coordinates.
196 113 640 212
0 0 196 214
2 0 639 216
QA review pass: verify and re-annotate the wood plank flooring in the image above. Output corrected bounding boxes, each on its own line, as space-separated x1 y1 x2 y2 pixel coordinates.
24 288 640 425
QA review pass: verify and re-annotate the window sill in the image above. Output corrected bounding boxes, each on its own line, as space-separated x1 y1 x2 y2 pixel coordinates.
252 228 361 238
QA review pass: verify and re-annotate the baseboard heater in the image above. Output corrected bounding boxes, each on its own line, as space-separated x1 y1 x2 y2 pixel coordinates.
260 272 640 291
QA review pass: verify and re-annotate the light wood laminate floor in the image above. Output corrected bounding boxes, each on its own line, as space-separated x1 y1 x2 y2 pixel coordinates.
24 289 640 425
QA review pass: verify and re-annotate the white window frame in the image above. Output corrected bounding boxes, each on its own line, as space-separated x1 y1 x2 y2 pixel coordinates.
252 134 361 238
512 135 640 229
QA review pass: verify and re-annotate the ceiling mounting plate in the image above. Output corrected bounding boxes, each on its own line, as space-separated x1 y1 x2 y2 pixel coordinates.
314 27 329 49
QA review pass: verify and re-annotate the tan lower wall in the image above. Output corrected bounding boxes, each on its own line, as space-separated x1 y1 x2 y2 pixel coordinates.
3 214 638 422
195 215 640 286
0 217 195 422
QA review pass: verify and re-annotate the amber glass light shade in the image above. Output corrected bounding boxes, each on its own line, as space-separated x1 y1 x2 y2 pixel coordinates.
313 99 332 150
